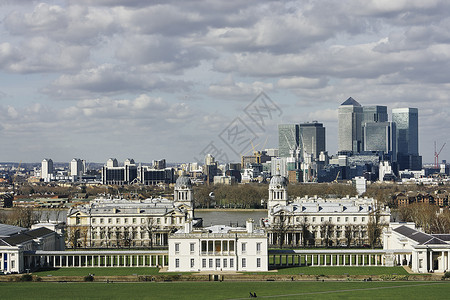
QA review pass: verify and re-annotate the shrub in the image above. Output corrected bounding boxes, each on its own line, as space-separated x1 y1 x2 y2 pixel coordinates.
442 272 450 280
19 274 33 282
84 275 94 282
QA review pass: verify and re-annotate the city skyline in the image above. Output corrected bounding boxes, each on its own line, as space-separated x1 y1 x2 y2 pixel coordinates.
1 1 450 164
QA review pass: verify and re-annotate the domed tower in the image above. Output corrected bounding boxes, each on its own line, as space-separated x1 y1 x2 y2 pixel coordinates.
268 174 288 209
174 175 194 217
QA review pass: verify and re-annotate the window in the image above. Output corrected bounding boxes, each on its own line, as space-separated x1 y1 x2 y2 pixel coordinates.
257 258 261 268
100 218 104 224
305 217 308 222
230 258 234 268
108 218 112 224
223 259 227 268
132 218 136 224
337 217 340 222
11 260 15 269
175 259 179 268
202 259 206 268
116 218 120 224
175 243 180 253
209 259 213 268
312 217 316 222
329 217 332 222
190 258 195 268
241 242 246 253
353 217 357 222
92 218 96 224
190 243 195 253
157 218 161 224
216 258 220 268
76 217 80 225
242 258 246 268
141 218 145 224
256 242 261 253
362 217 365 222
345 217 348 222
321 217 324 222
124 218 128 224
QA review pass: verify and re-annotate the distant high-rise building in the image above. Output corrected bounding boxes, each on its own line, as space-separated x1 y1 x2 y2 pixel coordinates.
152 159 166 170
70 158 83 178
41 158 54 180
392 108 421 170
362 105 388 124
299 122 326 160
338 97 363 153
102 158 137 185
278 124 299 157
362 122 397 160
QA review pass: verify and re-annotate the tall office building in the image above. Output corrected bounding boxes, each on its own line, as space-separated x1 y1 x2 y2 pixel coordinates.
278 124 299 157
362 122 396 160
70 158 83 178
392 108 421 170
362 106 388 124
299 122 326 160
41 158 54 180
338 97 363 153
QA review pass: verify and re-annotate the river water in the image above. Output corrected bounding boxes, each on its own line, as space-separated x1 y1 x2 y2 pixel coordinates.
34 209 268 226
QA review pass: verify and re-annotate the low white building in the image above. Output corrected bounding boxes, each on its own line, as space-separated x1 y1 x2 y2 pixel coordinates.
66 175 199 248
0 224 64 274
265 174 390 247
383 222 450 273
168 219 268 272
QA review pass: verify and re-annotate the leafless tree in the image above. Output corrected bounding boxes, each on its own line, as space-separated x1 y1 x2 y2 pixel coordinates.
345 224 355 247
141 217 159 249
367 203 388 248
320 221 334 248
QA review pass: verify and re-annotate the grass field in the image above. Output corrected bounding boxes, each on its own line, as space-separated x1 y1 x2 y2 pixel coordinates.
32 267 161 276
0 281 449 299
30 266 411 276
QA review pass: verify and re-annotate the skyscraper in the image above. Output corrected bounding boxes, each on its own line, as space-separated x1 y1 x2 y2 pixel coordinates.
362 105 388 124
392 108 421 170
362 122 396 160
338 97 363 153
278 124 299 157
41 158 54 180
70 158 83 178
299 122 326 160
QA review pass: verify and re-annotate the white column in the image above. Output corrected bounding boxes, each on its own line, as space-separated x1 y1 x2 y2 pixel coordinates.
429 251 433 271
376 255 378 266
369 255 372 266
350 255 352 266
311 254 314 266
363 254 365 265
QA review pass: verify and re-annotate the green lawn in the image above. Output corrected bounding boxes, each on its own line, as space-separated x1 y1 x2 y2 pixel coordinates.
32 267 160 276
0 281 449 299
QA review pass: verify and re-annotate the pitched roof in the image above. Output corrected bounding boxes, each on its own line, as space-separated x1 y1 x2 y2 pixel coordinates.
393 225 449 245
341 97 361 106
1 227 54 246
0 223 27 238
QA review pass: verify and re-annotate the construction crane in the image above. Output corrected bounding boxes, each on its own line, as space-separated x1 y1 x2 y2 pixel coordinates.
434 141 446 169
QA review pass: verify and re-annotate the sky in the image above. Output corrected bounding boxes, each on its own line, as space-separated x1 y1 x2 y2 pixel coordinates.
1 0 450 165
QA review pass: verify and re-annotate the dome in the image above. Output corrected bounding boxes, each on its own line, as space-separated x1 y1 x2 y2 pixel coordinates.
175 175 192 188
270 174 287 187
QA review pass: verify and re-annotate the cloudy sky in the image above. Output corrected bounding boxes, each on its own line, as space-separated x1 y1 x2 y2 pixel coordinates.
1 0 449 164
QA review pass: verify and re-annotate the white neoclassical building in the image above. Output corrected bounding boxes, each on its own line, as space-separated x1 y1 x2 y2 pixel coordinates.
66 175 199 248
265 174 391 247
168 219 268 272
383 222 450 273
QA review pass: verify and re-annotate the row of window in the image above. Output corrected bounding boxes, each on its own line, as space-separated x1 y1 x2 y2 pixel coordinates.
174 257 262 269
90 217 182 225
293 216 367 223
175 242 263 254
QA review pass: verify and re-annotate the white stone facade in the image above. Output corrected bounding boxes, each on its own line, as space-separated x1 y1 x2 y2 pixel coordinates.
383 222 450 273
168 220 268 272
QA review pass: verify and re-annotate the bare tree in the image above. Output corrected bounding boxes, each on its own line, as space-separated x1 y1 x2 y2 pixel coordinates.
320 221 334 248
344 224 355 247
141 217 158 249
8 207 38 228
367 203 388 248
272 212 291 249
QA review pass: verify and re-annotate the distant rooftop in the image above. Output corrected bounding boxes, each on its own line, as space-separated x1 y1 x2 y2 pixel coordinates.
341 97 361 106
